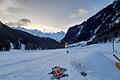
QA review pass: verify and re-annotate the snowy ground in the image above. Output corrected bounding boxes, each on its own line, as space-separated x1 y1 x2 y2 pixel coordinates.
0 42 120 80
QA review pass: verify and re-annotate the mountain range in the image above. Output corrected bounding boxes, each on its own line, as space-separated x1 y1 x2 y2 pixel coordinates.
12 27 65 42
0 21 61 51
1 0 120 51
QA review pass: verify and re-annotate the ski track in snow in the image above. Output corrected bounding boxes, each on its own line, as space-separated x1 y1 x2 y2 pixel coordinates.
0 43 120 80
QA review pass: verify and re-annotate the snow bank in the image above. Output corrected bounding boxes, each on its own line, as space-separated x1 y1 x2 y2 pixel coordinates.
71 51 120 80
68 41 87 48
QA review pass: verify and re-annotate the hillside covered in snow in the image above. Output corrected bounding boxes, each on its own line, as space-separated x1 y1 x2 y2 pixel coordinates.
61 0 120 44
0 42 120 80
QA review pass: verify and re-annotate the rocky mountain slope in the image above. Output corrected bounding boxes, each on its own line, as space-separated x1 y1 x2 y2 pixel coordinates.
61 0 120 44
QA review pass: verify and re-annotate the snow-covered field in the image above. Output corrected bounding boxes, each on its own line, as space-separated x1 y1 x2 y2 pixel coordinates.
0 42 120 80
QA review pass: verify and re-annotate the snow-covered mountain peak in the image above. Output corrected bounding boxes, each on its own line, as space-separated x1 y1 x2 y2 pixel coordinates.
12 26 66 42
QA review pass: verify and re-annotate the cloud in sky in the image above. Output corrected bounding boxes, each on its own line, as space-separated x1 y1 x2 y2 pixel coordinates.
69 9 88 19
0 0 113 32
0 0 26 15
0 0 15 14
5 18 31 27
5 19 63 32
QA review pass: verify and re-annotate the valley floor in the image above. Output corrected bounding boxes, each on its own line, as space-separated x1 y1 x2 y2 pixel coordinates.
0 42 120 80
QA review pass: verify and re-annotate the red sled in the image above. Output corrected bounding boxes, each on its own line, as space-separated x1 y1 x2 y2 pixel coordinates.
49 66 68 79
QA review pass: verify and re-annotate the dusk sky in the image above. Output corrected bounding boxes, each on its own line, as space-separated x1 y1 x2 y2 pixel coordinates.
0 0 113 32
